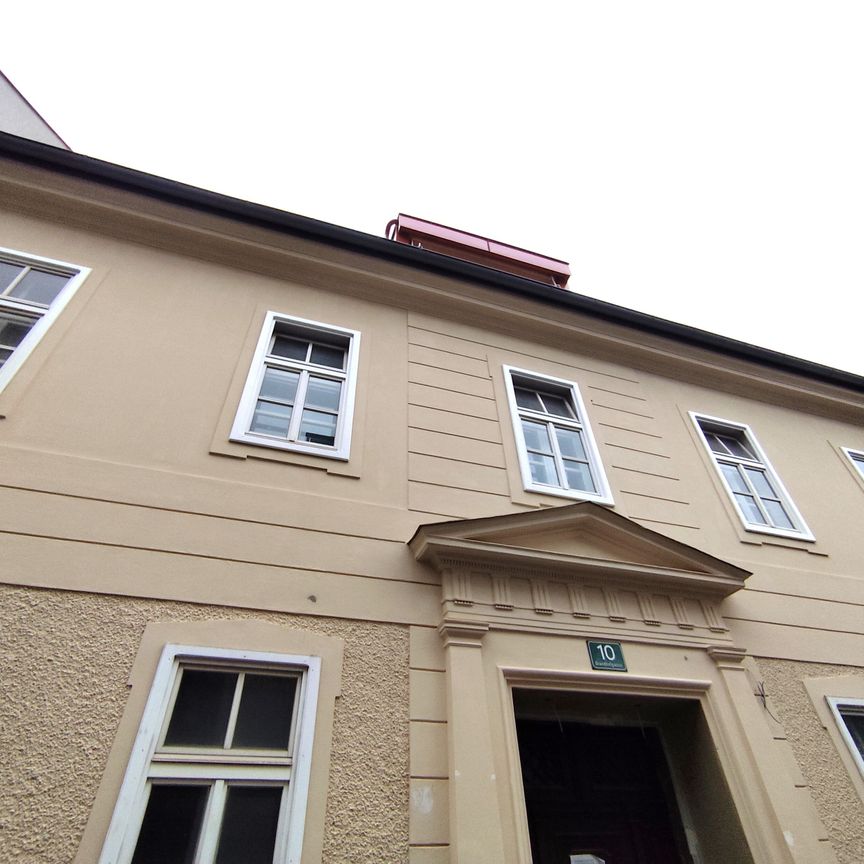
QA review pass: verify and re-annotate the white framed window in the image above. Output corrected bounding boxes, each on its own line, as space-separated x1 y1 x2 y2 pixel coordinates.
0 246 90 395
842 447 864 481
503 365 613 504
99 645 320 864
691 413 813 540
827 697 864 780
230 312 360 461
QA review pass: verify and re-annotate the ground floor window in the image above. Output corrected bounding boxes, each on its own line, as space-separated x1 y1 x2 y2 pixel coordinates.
827 697 864 779
100 646 320 864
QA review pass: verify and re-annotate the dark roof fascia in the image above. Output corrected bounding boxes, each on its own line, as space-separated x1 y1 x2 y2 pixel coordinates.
2 130 862 394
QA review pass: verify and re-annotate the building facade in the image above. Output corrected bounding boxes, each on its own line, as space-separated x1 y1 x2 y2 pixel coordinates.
1 130 863 864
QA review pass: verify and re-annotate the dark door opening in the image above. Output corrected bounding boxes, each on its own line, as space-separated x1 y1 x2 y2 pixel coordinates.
514 688 753 864
516 717 692 864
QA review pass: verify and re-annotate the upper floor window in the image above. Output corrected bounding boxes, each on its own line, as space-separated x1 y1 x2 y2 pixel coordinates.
827 697 864 780
230 312 360 460
0 247 90 394
99 646 320 864
503 366 613 504
842 447 864 481
692 413 813 540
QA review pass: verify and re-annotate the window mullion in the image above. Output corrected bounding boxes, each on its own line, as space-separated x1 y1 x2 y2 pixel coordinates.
739 467 775 523
156 667 187 749
223 674 245 749
286 370 310 441
546 421 567 487
0 296 47 317
194 780 226 864
726 460 772 525
1 266 29 298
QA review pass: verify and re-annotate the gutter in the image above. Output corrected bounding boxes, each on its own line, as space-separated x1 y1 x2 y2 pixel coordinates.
2 130 862 394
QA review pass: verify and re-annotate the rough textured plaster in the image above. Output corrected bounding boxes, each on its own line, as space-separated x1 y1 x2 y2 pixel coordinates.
0 584 409 864
754 657 864 864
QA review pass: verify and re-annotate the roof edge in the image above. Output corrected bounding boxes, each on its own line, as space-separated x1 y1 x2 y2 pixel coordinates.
1 130 862 393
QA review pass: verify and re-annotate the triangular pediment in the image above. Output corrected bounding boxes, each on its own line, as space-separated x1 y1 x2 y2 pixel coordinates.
409 502 749 598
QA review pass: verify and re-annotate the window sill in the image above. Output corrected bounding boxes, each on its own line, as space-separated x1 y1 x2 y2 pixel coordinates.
228 431 350 462
522 482 615 507
738 522 815 544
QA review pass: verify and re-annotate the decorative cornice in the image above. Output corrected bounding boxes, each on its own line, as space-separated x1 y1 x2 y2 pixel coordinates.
567 583 590 619
670 597 695 630
603 588 627 623
530 580 553 615
410 503 750 602
491 575 513 610
438 620 489 648
700 601 728 632
416 504 745 644
707 645 748 665
442 567 474 606
637 592 661 626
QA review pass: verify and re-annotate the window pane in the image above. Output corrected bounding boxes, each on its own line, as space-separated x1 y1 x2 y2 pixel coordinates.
842 711 864 756
563 460 595 493
251 401 293 437
8 269 69 306
744 467 777 499
734 493 767 525
233 674 297 749
555 427 588 461
270 334 308 361
720 463 748 494
298 409 337 445
0 314 34 351
763 499 794 529
310 342 345 369
304 376 342 412
214 786 283 864
527 452 558 486
521 420 553 454
715 432 755 460
538 392 575 419
514 387 543 411
131 784 208 864
164 669 237 747
0 348 11 366
704 432 729 455
0 261 24 291
258 368 298 404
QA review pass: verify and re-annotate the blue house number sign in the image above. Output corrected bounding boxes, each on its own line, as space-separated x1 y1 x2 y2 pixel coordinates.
587 640 627 671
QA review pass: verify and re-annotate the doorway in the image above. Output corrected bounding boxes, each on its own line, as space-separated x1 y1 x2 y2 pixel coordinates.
513 689 754 864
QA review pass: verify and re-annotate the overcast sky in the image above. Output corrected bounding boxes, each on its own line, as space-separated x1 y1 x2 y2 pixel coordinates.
4 3 863 375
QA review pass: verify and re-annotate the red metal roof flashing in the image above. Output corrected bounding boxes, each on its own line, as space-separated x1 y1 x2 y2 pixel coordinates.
386 213 570 289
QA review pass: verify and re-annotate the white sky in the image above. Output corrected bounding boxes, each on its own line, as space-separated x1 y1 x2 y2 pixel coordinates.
4 3 863 375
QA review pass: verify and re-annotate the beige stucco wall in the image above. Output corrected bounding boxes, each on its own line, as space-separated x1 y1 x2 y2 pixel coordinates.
0 584 409 864
754 657 864 864
2 156 864 864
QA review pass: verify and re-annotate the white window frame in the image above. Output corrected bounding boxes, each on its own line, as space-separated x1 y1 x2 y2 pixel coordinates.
691 412 813 540
842 447 864 482
0 246 90 395
98 645 321 864
827 697 864 781
503 365 613 504
230 311 360 461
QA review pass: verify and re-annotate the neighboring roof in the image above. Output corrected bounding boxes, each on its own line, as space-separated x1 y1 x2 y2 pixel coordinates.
387 213 571 288
1 129 862 394
0 72 69 149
